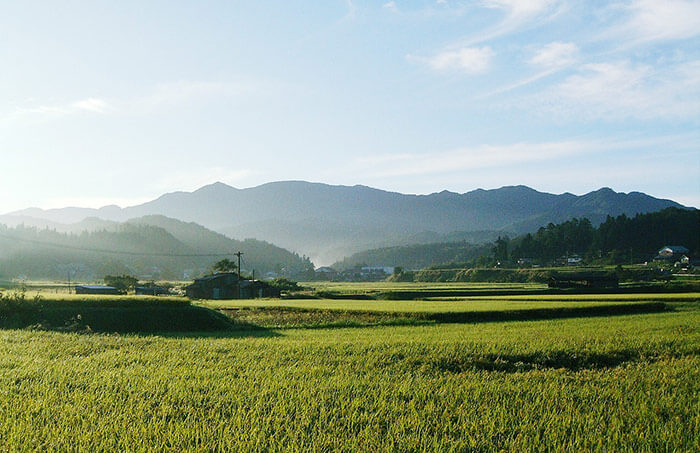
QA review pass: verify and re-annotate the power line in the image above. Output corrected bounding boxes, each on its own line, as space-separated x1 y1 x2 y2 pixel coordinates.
0 232 234 258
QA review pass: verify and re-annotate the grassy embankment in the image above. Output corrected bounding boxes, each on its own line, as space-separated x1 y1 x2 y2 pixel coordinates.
0 284 698 450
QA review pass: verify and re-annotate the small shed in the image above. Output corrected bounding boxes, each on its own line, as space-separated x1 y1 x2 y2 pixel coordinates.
135 286 170 296
74 285 122 295
548 272 619 289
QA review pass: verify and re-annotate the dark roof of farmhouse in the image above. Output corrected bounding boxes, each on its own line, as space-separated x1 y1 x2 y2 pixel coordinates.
75 285 118 290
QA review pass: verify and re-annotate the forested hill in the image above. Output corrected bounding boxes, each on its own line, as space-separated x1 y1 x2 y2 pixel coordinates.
333 208 699 270
508 207 699 265
0 216 314 281
333 242 493 271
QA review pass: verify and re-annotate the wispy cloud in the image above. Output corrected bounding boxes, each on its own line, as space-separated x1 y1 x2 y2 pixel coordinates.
3 79 269 123
343 0 356 19
12 97 112 118
465 0 563 44
524 59 700 120
477 41 579 98
408 46 495 73
606 0 700 45
351 134 699 181
529 41 579 68
355 140 591 178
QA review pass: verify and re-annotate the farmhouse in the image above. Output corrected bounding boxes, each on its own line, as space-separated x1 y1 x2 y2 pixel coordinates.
185 273 280 299
74 285 122 295
314 266 338 280
655 245 690 261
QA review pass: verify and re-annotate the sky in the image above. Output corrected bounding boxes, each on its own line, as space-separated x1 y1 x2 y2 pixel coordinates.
1 0 699 213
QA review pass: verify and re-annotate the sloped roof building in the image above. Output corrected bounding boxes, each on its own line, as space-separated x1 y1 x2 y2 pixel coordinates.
185 273 280 299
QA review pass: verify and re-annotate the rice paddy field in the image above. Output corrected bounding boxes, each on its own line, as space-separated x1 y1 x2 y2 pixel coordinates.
0 283 698 451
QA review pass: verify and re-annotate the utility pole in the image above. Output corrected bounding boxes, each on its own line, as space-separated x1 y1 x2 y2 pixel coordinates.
234 251 243 299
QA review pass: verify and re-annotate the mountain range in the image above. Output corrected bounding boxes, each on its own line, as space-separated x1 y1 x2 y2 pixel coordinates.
2 181 686 265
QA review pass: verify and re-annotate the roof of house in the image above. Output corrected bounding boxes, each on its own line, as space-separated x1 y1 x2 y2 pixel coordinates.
193 272 238 282
316 266 337 273
660 245 689 253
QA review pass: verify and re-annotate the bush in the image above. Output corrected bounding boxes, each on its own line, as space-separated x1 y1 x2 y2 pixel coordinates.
268 278 303 292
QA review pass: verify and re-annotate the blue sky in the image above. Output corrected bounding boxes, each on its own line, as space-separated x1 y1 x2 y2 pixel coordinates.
1 0 699 212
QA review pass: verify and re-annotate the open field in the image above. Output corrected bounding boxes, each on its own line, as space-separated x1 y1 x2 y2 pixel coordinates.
307 281 549 291
0 287 698 450
304 279 700 299
203 293 700 312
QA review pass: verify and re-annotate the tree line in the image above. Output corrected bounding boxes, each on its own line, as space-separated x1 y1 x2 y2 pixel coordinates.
504 207 698 266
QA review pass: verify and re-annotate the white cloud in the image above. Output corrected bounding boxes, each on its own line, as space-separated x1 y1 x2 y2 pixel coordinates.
71 98 111 113
410 46 495 73
529 59 700 120
382 1 397 12
611 0 700 44
482 0 559 20
8 97 112 119
529 41 579 68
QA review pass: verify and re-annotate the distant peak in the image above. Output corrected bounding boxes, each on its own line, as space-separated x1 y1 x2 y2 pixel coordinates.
194 181 237 192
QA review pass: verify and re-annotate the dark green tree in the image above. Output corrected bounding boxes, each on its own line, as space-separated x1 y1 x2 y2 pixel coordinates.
492 236 509 264
104 275 138 292
212 258 238 274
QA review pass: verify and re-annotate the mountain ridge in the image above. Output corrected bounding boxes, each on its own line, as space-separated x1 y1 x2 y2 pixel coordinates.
3 181 687 264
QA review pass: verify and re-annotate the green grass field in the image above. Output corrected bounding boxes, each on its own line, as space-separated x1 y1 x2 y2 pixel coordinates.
0 287 698 450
